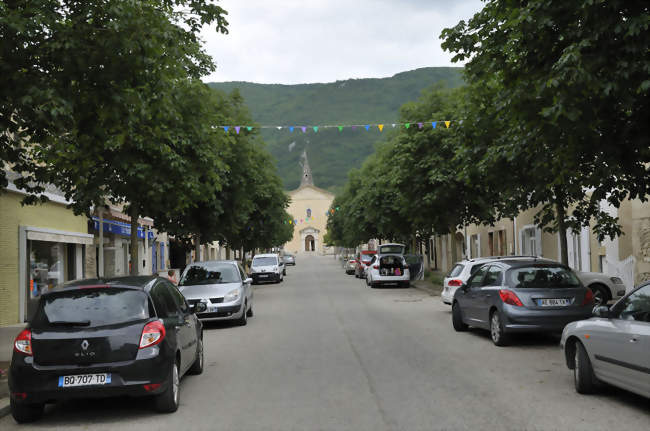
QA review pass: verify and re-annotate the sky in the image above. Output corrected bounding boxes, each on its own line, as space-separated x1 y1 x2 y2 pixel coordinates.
200 0 484 84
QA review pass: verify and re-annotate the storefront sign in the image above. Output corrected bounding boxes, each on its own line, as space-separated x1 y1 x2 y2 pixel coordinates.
92 217 154 240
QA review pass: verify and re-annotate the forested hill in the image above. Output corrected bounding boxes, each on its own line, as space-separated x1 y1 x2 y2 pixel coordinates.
208 67 464 193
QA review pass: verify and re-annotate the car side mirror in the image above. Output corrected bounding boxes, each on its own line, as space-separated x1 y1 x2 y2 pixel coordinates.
592 305 610 318
194 302 207 314
245 278 253 284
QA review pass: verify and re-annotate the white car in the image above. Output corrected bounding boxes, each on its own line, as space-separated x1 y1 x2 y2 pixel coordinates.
250 253 284 284
366 243 410 288
441 257 500 305
576 271 627 306
561 281 650 399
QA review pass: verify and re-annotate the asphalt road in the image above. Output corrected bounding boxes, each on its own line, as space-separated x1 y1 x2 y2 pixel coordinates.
2 255 648 430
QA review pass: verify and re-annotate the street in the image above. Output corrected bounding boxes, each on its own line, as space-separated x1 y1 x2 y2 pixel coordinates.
2 255 648 430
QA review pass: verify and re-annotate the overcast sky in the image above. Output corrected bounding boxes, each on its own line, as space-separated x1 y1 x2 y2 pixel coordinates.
200 0 484 84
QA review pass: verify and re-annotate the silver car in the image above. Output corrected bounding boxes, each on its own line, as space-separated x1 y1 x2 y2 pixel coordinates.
561 281 650 399
178 260 254 326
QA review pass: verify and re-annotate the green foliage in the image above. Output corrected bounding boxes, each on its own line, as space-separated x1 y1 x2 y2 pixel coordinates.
441 0 650 259
208 67 464 191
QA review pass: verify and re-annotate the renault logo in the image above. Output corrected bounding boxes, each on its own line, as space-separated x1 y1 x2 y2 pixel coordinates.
81 340 89 351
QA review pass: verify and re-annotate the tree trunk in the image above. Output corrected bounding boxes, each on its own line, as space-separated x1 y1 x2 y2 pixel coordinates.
194 235 201 262
226 247 231 260
556 201 569 265
129 205 139 275
450 227 458 265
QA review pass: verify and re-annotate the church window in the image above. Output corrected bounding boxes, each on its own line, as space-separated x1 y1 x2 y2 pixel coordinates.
306 208 311 218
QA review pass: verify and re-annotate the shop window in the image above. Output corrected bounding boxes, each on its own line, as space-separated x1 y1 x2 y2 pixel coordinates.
29 241 64 299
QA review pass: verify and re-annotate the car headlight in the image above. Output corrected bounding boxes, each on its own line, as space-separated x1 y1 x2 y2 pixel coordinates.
610 277 623 284
273 266 278 271
224 289 241 302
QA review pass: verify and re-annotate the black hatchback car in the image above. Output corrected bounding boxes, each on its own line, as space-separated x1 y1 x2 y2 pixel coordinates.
9 276 206 423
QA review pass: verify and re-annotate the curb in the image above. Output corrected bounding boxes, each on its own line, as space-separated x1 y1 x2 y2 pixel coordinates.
0 397 9 420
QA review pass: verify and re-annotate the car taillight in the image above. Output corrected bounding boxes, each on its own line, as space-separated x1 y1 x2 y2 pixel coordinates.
582 289 594 305
448 279 463 287
14 329 32 356
499 290 523 307
139 320 166 349
373 265 379 269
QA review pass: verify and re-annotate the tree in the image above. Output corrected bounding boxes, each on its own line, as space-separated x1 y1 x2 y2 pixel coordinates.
1 1 229 274
441 0 650 264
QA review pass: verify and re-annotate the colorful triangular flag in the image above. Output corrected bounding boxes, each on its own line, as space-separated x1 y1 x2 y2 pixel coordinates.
391 123 396 128
235 126 240 134
277 126 282 130
405 123 410 129
223 126 229 132
378 124 384 132
289 126 294 132
246 126 252 131
432 121 437 129
313 126 319 132
301 126 307 133
338 126 343 132
418 122 423 129
364 125 370 131
444 121 450 128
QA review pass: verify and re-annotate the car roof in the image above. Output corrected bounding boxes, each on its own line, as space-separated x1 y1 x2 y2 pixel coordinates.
459 255 545 264
491 258 564 269
187 260 239 265
254 253 278 258
380 243 405 247
47 276 160 294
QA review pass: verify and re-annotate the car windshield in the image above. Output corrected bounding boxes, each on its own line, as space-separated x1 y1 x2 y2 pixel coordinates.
253 257 277 266
361 254 374 263
380 245 404 254
179 263 240 285
507 265 581 289
31 288 149 328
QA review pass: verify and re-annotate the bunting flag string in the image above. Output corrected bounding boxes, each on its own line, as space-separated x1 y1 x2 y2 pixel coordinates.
219 120 455 133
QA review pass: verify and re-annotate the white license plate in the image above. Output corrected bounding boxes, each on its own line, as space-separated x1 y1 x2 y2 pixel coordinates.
539 298 570 307
209 305 219 312
259 274 268 278
58 373 111 387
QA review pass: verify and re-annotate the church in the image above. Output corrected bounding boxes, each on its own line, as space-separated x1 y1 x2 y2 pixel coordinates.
283 150 335 255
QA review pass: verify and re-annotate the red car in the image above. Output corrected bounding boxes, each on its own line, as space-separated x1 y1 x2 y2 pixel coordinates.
355 250 377 279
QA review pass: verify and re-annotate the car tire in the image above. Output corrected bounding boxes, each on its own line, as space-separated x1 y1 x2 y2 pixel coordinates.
187 336 204 375
589 284 609 307
10 398 44 423
155 360 180 413
283 269 286 276
452 302 468 332
246 303 254 317
574 341 598 394
490 311 510 346
236 303 248 326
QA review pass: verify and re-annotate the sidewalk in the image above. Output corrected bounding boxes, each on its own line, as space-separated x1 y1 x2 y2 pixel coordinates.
1 323 26 418
412 279 443 296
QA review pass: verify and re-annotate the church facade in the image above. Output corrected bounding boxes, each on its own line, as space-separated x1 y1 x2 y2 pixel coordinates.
283 150 335 255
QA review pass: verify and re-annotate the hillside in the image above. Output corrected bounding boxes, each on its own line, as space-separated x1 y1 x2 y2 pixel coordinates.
208 67 464 192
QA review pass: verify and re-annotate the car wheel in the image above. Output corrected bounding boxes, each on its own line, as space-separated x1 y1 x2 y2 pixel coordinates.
10 398 44 423
574 341 598 394
246 303 254 317
155 360 180 413
490 311 509 346
236 303 248 326
452 302 468 332
283 269 286 276
589 284 609 306
187 336 204 375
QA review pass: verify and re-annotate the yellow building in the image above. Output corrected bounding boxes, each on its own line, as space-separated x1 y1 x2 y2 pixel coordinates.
283 150 334 255
1 176 94 326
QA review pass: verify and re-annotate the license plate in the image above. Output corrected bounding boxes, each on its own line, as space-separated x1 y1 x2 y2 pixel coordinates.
539 298 570 307
209 305 219 312
59 373 111 387
259 274 268 278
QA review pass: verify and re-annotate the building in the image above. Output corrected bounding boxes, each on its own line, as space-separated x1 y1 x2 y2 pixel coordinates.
1 174 95 325
428 197 650 291
283 150 335 255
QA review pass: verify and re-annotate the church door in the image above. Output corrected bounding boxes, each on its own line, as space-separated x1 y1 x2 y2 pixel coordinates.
305 235 315 252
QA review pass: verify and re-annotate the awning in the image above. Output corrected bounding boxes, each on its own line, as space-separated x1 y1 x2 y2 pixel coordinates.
25 227 94 245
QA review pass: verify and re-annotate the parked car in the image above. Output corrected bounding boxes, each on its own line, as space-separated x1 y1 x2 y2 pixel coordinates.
178 261 253 325
283 254 296 266
442 256 540 305
560 280 650 399
354 250 376 278
366 243 410 288
451 258 594 346
250 253 284 284
9 276 204 423
345 258 357 275
575 271 627 306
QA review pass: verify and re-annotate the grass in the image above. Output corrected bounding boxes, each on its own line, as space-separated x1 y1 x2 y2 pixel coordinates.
424 270 445 287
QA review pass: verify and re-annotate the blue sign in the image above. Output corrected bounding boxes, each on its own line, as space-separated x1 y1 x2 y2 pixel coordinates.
92 217 155 240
